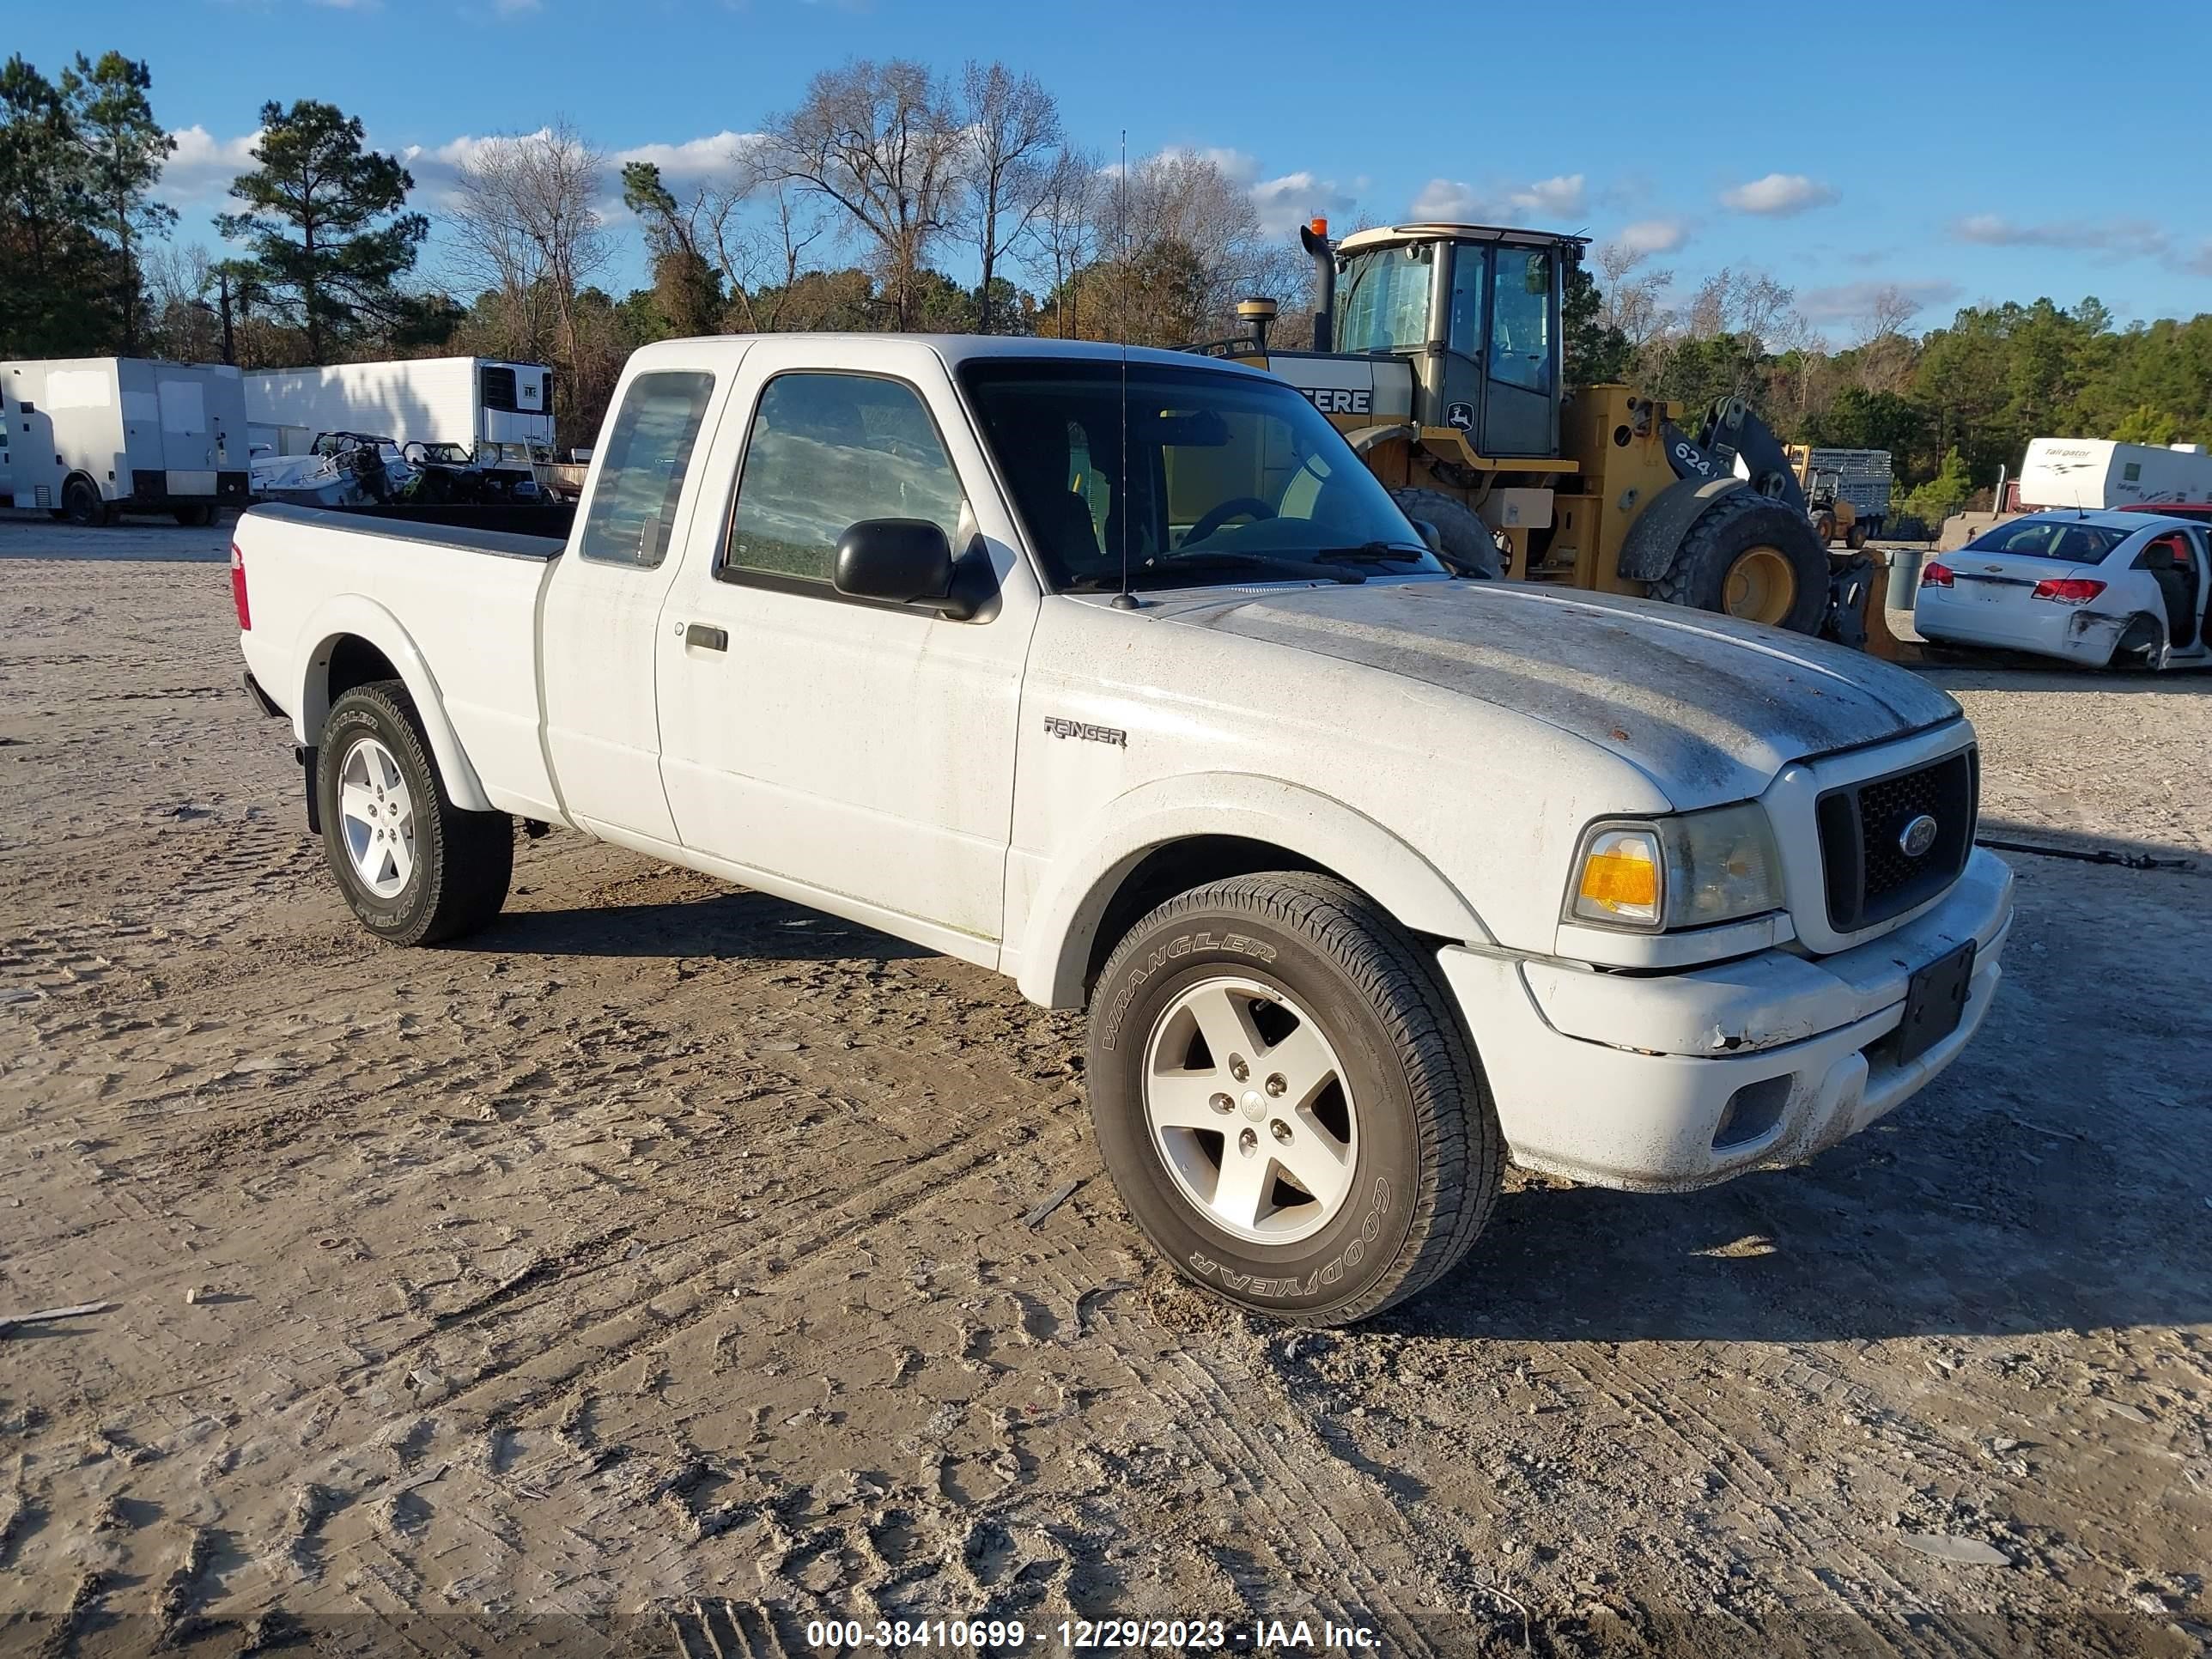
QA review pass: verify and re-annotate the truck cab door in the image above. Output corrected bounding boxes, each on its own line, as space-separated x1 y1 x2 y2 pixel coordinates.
653 337 1042 963
539 362 731 842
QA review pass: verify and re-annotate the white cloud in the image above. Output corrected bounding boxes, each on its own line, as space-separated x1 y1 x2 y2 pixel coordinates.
1509 173 1584 217
1950 212 2169 260
161 125 260 205
1616 217 1687 255
1720 173 1838 216
611 131 764 185
1409 173 1589 225
1798 278 1962 325
1249 169 1356 237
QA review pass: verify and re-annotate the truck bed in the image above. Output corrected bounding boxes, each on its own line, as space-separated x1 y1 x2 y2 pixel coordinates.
235 503 566 817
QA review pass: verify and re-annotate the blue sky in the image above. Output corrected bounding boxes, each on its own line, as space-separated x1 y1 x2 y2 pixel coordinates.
21 0 2212 337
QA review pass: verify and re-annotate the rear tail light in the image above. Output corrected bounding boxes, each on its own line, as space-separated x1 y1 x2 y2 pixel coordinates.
1920 560 1954 587
229 542 251 630
2031 577 2106 605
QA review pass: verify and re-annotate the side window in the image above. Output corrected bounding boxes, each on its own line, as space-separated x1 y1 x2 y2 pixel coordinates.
2123 461 2142 483
1446 245 1486 357
726 373 965 584
578 371 715 568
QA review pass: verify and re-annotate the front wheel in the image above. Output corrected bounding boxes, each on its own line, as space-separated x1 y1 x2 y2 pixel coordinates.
1650 491 1829 633
1390 486 1502 579
317 680 513 945
62 478 107 527
1085 872 1500 1325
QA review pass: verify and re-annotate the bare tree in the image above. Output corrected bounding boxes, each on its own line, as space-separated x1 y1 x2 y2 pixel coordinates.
756 59 963 330
1594 240 1675 348
955 62 1059 333
720 181 837 332
1080 148 1303 345
447 118 611 366
1017 145 1100 337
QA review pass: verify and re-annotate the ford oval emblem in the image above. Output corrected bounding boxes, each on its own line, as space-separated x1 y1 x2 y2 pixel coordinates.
1899 814 1939 858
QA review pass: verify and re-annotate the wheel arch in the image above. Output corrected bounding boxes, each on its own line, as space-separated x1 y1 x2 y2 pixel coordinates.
1014 775 1492 1010
294 595 494 811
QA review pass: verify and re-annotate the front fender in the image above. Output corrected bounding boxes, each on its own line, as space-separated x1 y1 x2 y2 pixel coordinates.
1016 772 1492 1009
293 593 493 812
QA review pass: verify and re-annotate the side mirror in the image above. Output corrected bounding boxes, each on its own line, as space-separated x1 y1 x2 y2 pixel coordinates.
1409 517 1443 555
833 518 974 620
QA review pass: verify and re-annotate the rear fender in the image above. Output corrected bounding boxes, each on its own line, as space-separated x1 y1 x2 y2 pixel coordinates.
293 594 493 811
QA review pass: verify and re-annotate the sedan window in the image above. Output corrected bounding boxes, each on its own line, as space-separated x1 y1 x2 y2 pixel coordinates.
1963 520 2129 562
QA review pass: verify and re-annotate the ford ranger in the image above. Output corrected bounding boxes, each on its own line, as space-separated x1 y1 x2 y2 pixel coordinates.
234 335 2014 1325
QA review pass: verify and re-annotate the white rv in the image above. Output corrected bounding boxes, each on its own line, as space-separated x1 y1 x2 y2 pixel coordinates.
2018 437 2212 510
0 358 250 525
244 357 554 465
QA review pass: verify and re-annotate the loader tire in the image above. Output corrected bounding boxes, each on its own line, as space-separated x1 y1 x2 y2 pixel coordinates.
317 680 513 946
1391 486 1501 578
1650 491 1829 633
1086 872 1501 1326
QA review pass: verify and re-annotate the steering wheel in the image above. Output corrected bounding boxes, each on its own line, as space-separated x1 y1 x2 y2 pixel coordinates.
1183 497 1277 545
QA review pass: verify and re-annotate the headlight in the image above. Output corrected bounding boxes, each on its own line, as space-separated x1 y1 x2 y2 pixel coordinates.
1568 803 1784 932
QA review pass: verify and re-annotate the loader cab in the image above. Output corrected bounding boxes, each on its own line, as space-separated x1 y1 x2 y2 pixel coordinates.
1329 225 1573 459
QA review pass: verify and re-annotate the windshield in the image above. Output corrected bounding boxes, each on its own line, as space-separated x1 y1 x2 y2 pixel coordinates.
960 361 1443 592
1964 519 2130 563
1334 243 1435 355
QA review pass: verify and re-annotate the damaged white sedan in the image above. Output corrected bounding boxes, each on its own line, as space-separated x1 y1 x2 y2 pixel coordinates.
1917 509 2212 671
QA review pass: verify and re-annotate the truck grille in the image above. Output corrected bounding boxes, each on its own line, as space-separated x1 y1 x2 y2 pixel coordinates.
1814 749 1978 932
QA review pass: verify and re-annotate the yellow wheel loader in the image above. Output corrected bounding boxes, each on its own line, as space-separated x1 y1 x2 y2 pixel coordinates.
1199 221 1872 642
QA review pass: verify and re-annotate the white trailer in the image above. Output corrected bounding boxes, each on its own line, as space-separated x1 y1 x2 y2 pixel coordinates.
2018 437 2212 510
243 357 553 464
0 358 250 525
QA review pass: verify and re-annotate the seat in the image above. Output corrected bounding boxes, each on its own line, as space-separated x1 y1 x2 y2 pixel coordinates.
2139 539 2196 647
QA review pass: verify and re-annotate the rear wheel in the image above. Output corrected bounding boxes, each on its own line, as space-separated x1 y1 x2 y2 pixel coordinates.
1814 511 1838 545
1845 522 1868 550
173 504 214 527
316 680 513 945
1650 492 1829 633
1086 872 1500 1325
1390 486 1502 578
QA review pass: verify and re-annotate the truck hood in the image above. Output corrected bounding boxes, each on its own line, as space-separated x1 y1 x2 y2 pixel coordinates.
1151 579 1960 806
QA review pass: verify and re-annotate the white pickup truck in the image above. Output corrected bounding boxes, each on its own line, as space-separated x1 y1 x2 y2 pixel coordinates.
235 334 2014 1324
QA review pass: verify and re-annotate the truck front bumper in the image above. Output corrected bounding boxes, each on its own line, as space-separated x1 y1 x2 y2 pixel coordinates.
1437 849 2014 1192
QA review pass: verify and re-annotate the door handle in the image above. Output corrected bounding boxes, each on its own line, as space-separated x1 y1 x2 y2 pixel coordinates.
684 623 727 652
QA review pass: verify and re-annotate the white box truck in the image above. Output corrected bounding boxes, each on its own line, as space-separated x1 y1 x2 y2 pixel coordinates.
243 358 554 465
2018 437 2212 510
0 358 250 526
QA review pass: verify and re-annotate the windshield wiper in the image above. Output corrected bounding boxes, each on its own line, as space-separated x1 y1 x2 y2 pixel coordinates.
1312 541 1432 564
1062 550 1364 592
1159 550 1364 584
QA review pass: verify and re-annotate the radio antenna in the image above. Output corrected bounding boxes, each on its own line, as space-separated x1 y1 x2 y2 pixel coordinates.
1111 127 1139 611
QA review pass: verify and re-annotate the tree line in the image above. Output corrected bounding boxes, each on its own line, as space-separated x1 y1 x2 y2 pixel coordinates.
6 44 2208 498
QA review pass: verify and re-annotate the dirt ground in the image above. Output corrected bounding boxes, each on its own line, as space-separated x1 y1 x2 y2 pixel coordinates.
2 518 2208 1658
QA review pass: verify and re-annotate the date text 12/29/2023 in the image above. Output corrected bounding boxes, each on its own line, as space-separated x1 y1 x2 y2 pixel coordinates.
803 1618 1382 1650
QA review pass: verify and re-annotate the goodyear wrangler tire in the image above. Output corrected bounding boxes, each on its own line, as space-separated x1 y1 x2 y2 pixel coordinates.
316 680 513 946
1085 872 1500 1325
1650 490 1829 634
